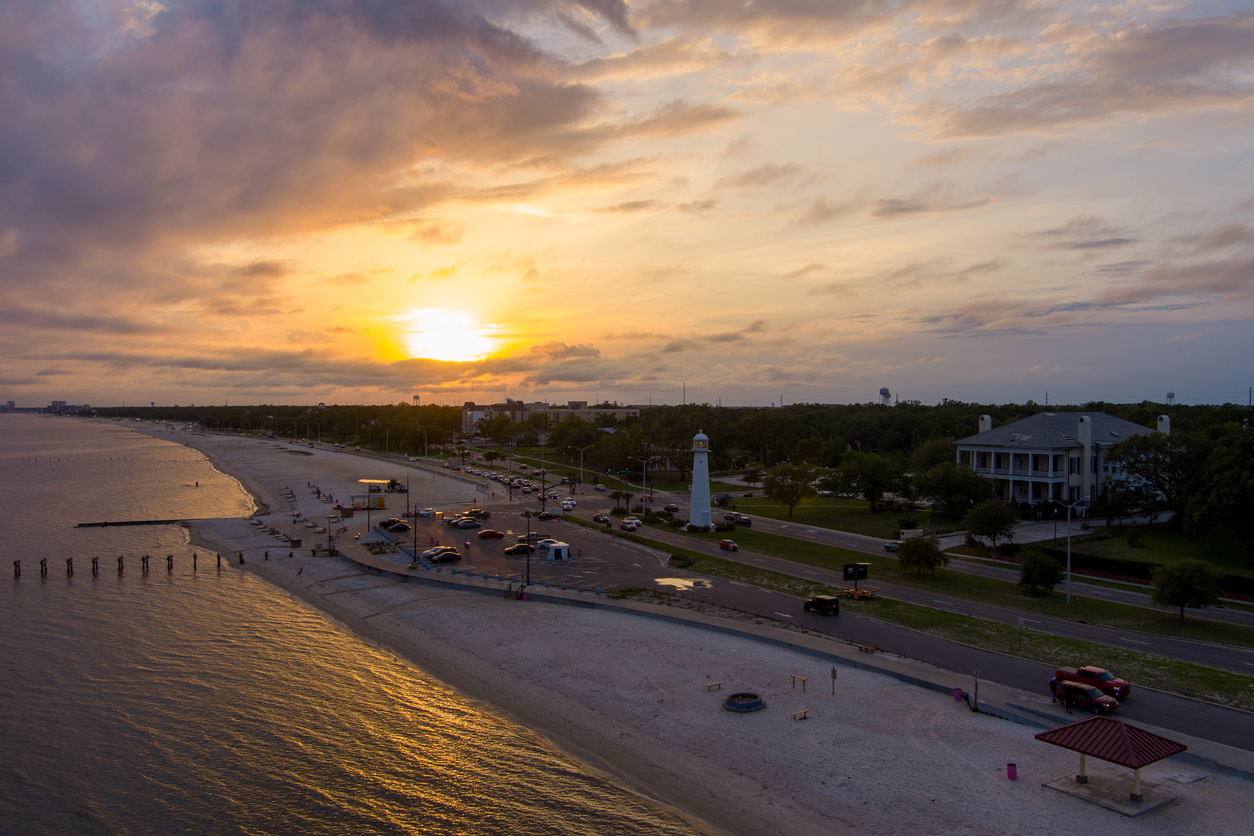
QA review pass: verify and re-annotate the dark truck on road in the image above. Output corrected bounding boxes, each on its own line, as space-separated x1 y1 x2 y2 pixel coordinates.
1051 667 1131 699
803 595 840 616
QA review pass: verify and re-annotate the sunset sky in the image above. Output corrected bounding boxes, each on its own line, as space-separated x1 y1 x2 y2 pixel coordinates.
3 0 1252 408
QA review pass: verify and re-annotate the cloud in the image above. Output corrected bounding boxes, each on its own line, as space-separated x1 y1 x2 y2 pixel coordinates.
594 199 662 213
783 263 825 279
870 196 993 218
1095 258 1254 304
530 341 602 359
676 199 719 215
409 220 466 245
1170 224 1254 253
1033 215 1138 250
715 162 803 190
795 197 858 225
566 37 734 81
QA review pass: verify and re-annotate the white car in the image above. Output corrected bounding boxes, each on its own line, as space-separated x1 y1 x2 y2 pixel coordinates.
417 508 436 517
560 502 575 511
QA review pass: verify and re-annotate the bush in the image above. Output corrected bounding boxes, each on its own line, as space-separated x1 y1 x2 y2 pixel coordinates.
995 543 1022 556
965 532 983 548
670 554 696 569
1126 527 1145 547
1019 551 1063 596
897 518 919 530
714 522 736 533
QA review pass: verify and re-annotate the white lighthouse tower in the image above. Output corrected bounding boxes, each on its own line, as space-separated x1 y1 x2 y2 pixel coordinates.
690 430 714 531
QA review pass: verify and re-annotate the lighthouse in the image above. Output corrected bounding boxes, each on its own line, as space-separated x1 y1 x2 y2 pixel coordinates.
690 430 713 531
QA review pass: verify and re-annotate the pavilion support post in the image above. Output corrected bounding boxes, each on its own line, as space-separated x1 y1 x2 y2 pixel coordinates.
1076 753 1088 784
1131 767 1142 802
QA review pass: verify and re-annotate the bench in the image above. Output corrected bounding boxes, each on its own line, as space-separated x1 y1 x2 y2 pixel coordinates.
790 674 808 692
858 642 877 653
706 681 724 692
791 709 810 721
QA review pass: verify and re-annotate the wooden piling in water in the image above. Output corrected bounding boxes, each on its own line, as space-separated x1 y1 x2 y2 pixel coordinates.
118 555 124 574
91 557 98 575
13 560 19 579
166 555 173 572
40 558 47 577
67 558 73 577
193 553 197 571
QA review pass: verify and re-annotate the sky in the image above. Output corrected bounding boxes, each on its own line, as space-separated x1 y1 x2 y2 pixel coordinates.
2 0 1253 409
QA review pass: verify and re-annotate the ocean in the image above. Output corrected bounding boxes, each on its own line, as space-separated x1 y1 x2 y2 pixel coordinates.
0 414 704 835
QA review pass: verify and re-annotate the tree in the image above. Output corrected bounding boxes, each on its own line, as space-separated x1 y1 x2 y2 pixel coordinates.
482 450 501 465
743 467 763 487
896 534 948 575
762 463 817 516
1018 551 1063 596
608 490 626 511
911 438 953 474
1151 559 1222 622
823 451 905 513
913 462 995 518
1109 432 1204 528
963 500 1019 548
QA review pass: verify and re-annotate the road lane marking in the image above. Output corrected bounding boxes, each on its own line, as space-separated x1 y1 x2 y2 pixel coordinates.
1119 637 1149 645
933 600 955 605
774 613 794 619
731 582 750 587
1021 618 1041 623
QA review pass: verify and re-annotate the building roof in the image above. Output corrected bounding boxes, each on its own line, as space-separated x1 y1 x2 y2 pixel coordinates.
955 411 1153 449
1034 716 1186 769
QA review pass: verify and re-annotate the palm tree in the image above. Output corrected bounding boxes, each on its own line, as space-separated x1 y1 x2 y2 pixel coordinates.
609 490 625 511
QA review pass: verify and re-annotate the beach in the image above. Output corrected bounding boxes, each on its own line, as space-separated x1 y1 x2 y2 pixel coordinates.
156 427 1251 836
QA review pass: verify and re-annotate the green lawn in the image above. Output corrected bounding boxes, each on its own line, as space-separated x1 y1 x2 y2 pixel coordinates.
719 495 960 539
1032 527 1254 578
629 522 1254 650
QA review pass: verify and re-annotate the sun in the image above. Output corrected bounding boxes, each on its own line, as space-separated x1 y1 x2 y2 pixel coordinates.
401 308 499 362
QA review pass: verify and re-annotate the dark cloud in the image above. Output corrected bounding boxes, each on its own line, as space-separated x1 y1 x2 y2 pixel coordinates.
715 162 803 190
676 199 719 215
1033 215 1137 250
1170 224 1254 253
530 341 602 359
1096 258 1254 304
795 197 857 225
0 306 164 335
871 196 993 218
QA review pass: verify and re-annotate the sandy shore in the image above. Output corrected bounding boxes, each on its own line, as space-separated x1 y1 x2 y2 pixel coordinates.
147 426 1251 835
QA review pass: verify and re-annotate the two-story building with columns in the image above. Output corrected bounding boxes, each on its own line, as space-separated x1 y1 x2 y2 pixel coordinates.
953 412 1169 506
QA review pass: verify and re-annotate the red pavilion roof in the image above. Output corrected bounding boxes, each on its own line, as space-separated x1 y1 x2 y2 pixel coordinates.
1034 716 1186 769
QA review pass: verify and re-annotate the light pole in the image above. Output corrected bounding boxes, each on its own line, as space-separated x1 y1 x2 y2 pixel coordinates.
629 454 657 514
538 432 550 512
573 444 595 495
422 429 428 458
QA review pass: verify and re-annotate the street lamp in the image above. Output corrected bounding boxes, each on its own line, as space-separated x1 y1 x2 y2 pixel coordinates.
538 432 550 512
572 444 595 495
629 454 657 515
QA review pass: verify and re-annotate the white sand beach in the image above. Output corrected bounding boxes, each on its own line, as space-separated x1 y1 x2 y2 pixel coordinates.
153 428 1251 836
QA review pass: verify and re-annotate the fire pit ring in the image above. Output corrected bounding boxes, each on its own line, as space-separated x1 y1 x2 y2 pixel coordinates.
723 692 765 713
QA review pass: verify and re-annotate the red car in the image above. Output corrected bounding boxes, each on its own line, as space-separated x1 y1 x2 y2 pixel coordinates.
1052 681 1118 714
477 529 505 539
1052 667 1131 699
719 539 739 551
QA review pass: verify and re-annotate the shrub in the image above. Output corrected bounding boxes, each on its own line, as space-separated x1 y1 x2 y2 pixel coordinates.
670 554 696 569
1126 527 1145 547
714 522 736 533
1019 551 1063 596
995 543 1022 556
897 518 919 530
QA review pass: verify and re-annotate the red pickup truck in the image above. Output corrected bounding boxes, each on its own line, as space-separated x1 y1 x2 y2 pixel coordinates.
1051 667 1131 698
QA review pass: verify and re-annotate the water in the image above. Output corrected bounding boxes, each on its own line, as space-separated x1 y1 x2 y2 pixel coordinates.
0 415 703 835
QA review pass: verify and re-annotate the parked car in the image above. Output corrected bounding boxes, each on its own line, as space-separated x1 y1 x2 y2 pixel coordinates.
1052 667 1131 699
884 541 900 553
664 503 680 513
417 508 436 517
378 518 402 528
504 543 535 556
537 511 558 521
592 513 610 524
535 539 559 550
388 523 411 533
477 529 505 539
803 595 840 616
430 550 462 564
369 484 382 493
453 518 480 529
719 539 739 551
1052 681 1118 714
422 546 459 560
462 508 491 519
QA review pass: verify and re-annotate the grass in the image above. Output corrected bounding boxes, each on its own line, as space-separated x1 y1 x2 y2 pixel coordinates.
723 495 961 540
629 521 1254 651
1032 527 1254 579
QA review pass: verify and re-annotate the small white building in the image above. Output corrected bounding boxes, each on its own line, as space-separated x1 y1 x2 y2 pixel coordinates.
953 412 1167 505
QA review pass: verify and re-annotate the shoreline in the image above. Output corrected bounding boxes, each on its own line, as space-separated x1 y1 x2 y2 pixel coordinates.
131 423 1253 836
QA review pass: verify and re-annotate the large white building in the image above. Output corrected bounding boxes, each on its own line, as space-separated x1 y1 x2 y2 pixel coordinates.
953 412 1168 505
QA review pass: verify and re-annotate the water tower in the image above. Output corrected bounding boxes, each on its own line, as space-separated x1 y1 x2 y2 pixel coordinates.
1166 392 1175 405
879 387 891 406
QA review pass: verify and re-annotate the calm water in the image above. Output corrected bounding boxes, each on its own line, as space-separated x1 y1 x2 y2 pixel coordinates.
0 415 703 835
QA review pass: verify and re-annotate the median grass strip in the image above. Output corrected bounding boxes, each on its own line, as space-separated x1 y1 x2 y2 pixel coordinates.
724 496 961 539
660 524 1254 650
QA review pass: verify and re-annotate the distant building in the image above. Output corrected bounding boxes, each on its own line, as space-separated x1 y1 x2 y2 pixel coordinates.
49 400 68 413
954 412 1167 505
3 401 13 412
461 399 642 436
